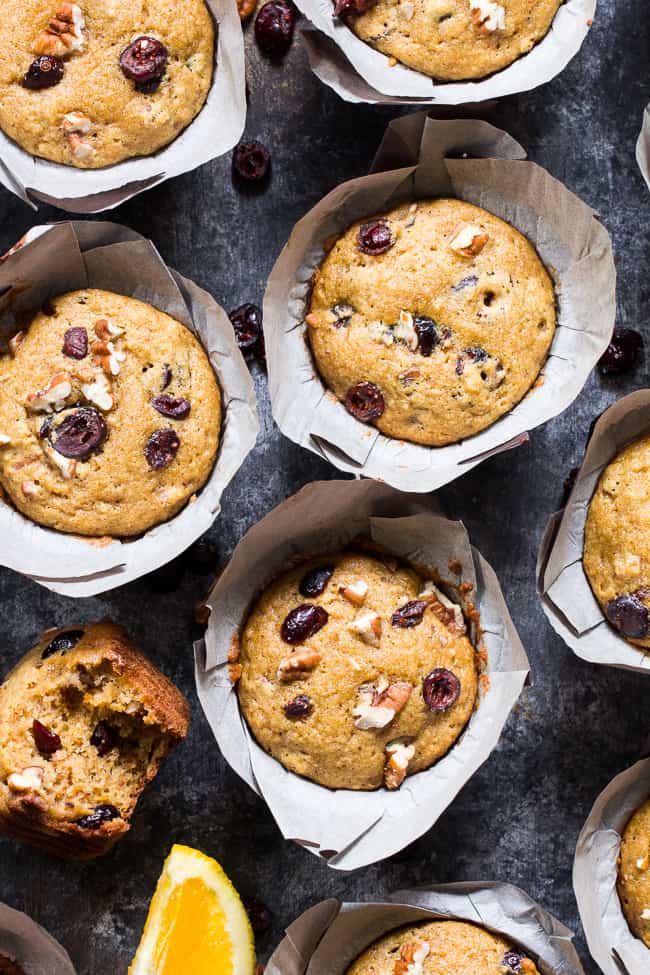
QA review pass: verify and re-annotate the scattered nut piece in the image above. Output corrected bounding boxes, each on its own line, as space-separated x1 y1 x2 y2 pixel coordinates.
42 440 76 479
449 222 490 257
62 111 91 136
94 318 124 341
21 480 39 498
394 310 418 351
614 553 641 578
80 370 114 412
7 766 44 793
348 610 382 647
353 678 412 730
34 2 86 57
8 331 25 357
277 648 321 681
469 0 505 33
384 739 415 790
26 372 72 413
419 581 466 635
394 940 430 975
339 579 368 606
92 332 126 377
637 855 650 871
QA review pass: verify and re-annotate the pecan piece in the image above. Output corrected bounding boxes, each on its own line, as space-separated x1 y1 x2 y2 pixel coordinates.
26 372 72 413
419 581 466 635
384 739 415 790
353 678 412 729
348 610 382 647
470 0 505 33
449 222 490 257
394 941 431 975
277 648 321 681
8 331 25 357
33 2 86 58
339 580 368 606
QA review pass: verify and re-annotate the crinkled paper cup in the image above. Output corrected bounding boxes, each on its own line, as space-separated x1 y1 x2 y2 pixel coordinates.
0 902 76 975
264 114 616 493
194 478 528 871
537 390 650 674
266 883 586 975
296 0 595 104
0 221 258 597
0 0 245 213
574 759 650 975
636 106 650 195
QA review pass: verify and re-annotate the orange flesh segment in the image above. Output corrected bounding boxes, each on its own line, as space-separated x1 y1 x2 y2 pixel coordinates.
153 876 235 975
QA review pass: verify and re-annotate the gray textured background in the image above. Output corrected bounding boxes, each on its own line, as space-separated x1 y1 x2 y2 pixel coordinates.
0 0 647 971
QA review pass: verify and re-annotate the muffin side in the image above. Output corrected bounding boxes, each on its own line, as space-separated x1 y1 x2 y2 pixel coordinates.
618 797 650 948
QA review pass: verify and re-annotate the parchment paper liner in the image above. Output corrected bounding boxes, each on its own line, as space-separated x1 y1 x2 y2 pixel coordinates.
636 107 650 195
537 390 650 674
296 0 595 104
574 759 650 975
263 114 616 494
266 883 586 975
0 0 245 214
194 478 529 871
0 902 76 975
0 220 259 598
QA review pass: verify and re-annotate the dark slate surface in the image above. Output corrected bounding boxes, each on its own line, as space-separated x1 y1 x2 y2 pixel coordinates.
0 1 647 971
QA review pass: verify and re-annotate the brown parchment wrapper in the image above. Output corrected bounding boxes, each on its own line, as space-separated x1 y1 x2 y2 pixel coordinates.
194 479 529 871
574 759 650 975
266 883 586 975
0 221 258 597
296 0 595 104
0 902 76 975
0 0 245 214
537 390 650 674
263 114 616 494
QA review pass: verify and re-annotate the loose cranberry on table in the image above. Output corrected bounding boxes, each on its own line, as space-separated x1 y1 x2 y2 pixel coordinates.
148 557 186 593
22 55 64 90
232 142 271 182
254 0 296 55
598 326 643 375
229 303 265 361
245 898 274 933
184 535 219 574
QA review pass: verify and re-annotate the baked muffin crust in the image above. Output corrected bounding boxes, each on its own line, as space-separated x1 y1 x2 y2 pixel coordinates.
306 198 556 447
618 797 650 948
237 552 479 791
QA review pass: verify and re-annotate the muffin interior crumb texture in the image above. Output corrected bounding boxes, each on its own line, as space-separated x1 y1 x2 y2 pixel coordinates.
306 198 556 448
0 288 222 538
584 435 650 653
237 551 481 791
345 0 564 82
618 797 650 948
0 0 214 167
344 919 541 974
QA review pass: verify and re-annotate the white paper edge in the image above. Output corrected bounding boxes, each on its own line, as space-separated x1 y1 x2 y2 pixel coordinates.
295 0 595 103
0 0 246 213
0 902 76 975
0 221 259 597
266 883 585 975
195 478 529 871
573 759 650 975
636 105 650 195
263 115 616 494
537 389 650 675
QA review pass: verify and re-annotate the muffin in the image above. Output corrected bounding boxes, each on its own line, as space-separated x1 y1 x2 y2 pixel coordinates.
335 0 563 82
0 621 190 860
0 958 25 975
0 288 221 537
305 198 556 447
236 551 479 791
346 919 541 974
584 436 650 651
618 797 650 948
0 0 214 168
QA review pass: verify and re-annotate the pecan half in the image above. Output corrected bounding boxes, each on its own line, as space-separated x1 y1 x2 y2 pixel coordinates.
353 678 412 730
33 2 85 58
449 222 490 257
348 610 382 647
26 372 72 413
277 648 321 681
339 580 368 606
394 941 431 975
419 581 466 635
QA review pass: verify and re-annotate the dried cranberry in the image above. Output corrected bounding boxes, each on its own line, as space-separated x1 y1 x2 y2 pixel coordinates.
452 275 478 292
501 951 524 974
22 55 64 90
598 327 643 376
344 382 385 423
91 720 118 757
119 37 168 87
229 303 264 358
357 219 393 256
334 0 377 15
254 0 296 54
38 417 53 440
391 600 428 628
144 429 180 470
32 719 62 756
283 695 314 719
233 142 271 182
151 394 191 420
281 604 328 644
423 668 461 712
62 327 88 360
161 364 172 390
245 897 274 933
75 804 120 830
606 593 650 639
299 565 334 597
49 408 107 460
41 629 84 660
413 316 439 357
42 299 57 316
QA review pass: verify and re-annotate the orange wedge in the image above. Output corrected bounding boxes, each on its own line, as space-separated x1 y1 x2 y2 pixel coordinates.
129 844 256 975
